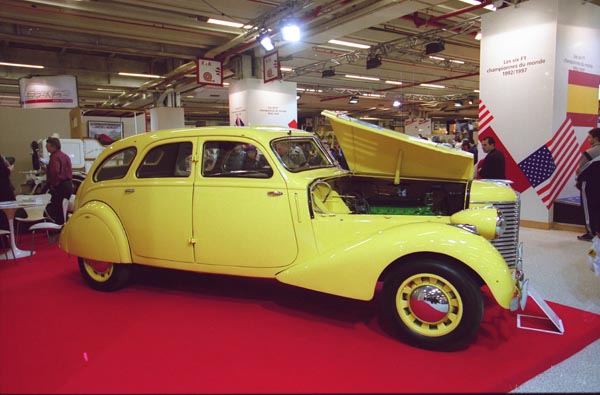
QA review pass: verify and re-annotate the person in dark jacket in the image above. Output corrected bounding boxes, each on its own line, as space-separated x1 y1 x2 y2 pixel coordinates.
45 137 73 225
576 127 600 241
0 154 16 230
479 136 506 179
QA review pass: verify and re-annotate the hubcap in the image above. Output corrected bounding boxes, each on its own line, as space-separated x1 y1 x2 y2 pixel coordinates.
396 273 463 337
84 259 113 283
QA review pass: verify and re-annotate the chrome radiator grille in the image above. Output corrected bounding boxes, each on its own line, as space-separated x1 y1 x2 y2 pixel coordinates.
489 198 521 268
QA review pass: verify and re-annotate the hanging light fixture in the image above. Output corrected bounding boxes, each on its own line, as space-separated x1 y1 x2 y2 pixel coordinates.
366 53 382 70
321 67 336 78
257 31 274 51
348 96 360 104
392 97 402 107
425 40 445 55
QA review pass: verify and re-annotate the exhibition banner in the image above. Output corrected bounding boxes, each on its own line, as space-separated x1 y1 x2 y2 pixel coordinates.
480 0 600 221
19 75 78 109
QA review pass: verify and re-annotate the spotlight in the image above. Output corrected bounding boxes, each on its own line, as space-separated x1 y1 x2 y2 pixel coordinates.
454 100 463 107
258 31 274 51
349 96 359 104
392 98 402 107
322 68 336 78
281 22 301 42
366 53 382 70
425 40 445 55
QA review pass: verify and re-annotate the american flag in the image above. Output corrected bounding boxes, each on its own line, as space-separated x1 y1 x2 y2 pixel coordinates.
518 117 581 208
478 99 494 134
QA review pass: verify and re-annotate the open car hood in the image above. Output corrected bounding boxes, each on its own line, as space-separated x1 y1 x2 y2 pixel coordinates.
322 110 474 181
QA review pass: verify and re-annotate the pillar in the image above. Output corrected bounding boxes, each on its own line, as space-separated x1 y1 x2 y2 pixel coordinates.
479 0 600 226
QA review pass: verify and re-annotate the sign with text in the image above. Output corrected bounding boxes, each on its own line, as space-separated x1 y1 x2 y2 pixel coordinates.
196 58 223 86
229 78 296 127
263 51 280 83
19 75 78 109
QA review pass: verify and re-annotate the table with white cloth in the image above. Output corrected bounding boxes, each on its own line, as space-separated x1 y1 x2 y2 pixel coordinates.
0 199 47 260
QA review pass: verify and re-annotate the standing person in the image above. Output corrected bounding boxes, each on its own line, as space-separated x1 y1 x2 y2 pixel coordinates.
575 127 600 241
0 154 16 230
45 137 73 225
479 136 506 179
461 139 478 164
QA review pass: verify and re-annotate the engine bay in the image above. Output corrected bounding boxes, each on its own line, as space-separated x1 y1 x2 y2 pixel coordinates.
311 175 468 216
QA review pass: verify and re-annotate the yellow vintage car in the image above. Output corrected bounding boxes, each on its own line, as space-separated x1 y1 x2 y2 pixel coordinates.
60 110 527 351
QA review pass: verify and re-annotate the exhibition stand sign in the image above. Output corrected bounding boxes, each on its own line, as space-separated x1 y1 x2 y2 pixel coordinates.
18 75 78 109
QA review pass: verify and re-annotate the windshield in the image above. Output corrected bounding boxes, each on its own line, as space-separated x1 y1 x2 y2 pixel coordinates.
271 137 336 172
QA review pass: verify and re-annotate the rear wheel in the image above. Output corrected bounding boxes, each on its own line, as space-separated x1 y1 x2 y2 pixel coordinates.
78 257 131 292
381 258 483 351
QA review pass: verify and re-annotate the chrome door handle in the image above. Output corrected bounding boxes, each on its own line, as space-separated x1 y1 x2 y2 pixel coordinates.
267 191 283 196
124 188 135 193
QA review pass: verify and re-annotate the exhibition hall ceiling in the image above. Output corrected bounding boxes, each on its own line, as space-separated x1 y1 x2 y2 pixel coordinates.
0 0 598 125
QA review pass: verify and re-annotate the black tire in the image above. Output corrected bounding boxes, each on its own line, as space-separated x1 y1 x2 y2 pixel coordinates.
72 175 85 195
78 257 131 292
381 258 483 351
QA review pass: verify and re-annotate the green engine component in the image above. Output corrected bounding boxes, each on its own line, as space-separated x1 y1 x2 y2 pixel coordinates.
368 206 434 215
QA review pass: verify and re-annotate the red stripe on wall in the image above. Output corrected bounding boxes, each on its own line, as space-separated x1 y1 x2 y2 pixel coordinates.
568 70 600 87
567 112 598 128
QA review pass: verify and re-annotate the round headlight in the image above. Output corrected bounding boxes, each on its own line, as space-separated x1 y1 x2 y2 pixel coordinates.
495 210 506 239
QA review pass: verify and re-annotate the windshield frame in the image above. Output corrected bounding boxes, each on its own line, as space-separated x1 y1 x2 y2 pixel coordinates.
270 136 336 172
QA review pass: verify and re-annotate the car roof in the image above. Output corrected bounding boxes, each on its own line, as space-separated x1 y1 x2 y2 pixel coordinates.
108 126 314 150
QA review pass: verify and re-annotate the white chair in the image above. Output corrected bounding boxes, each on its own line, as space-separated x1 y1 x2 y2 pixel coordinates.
15 205 48 244
14 193 51 241
0 229 17 263
29 198 69 251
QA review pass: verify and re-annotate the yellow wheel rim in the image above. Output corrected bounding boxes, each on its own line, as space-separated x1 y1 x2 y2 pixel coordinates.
396 273 463 337
83 260 114 283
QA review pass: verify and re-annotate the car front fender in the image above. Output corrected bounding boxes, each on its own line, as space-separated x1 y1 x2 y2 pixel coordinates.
59 201 132 263
276 222 515 309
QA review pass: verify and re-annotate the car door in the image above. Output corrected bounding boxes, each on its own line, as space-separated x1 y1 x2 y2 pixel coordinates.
192 138 298 268
119 138 196 263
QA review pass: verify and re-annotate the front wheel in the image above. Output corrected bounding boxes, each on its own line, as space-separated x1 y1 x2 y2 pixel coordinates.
78 257 131 292
381 258 483 351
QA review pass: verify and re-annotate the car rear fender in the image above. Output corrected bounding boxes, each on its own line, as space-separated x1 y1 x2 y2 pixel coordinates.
59 201 132 263
276 222 515 308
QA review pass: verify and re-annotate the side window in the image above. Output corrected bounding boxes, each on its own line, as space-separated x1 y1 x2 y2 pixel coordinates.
94 147 137 181
202 141 273 178
137 142 193 179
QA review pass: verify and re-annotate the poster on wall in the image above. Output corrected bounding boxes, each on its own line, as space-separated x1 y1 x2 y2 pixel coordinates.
88 121 123 145
263 51 280 83
19 75 78 109
196 58 223 86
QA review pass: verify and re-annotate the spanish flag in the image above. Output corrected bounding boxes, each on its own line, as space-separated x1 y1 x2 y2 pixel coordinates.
566 70 600 128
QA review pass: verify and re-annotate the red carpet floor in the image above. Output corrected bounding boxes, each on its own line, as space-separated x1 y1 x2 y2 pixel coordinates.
1 240 600 394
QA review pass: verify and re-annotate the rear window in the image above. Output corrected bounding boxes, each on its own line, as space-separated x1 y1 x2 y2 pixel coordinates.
94 147 137 181
137 142 193 178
